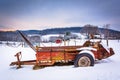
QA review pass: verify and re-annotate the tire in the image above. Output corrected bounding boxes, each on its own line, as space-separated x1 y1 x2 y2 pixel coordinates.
74 53 94 67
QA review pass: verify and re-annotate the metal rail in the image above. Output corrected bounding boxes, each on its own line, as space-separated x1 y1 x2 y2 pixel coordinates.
17 30 36 52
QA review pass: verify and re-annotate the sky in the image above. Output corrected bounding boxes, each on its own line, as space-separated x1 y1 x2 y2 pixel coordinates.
0 0 120 31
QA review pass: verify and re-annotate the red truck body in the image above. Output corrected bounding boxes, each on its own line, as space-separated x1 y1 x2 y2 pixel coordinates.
10 31 115 69
35 41 114 67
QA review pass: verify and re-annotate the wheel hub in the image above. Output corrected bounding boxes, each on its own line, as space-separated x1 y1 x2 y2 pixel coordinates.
78 56 91 67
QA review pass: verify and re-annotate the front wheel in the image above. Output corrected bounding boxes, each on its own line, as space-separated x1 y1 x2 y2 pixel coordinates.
74 53 94 67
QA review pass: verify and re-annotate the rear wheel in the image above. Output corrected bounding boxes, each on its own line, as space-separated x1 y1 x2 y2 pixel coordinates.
74 53 94 67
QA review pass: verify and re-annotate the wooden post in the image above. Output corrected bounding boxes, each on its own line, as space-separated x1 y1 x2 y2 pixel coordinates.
15 52 22 69
106 38 108 46
104 24 110 46
64 40 66 46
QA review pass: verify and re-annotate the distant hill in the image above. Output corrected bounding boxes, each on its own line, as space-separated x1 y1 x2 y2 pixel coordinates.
0 27 120 41
21 27 82 35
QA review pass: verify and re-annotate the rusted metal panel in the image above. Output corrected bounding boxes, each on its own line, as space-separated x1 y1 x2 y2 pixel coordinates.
10 31 115 69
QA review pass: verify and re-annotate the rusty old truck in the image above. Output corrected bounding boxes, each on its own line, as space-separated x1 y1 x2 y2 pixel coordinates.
10 31 115 69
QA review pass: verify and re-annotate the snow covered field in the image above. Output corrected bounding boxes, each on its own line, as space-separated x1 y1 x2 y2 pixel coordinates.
0 40 120 80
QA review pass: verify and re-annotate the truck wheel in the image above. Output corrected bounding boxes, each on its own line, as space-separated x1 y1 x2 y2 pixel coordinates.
74 53 94 67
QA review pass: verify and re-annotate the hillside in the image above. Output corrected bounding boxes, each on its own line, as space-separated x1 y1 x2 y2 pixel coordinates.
0 27 120 41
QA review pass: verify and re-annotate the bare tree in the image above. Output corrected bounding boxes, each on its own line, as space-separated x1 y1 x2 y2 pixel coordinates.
104 24 110 46
80 24 100 39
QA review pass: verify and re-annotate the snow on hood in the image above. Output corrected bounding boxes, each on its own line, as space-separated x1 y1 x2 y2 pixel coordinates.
76 47 97 51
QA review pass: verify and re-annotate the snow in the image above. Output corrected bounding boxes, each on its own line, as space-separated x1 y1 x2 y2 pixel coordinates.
77 47 97 51
0 40 120 80
41 34 64 41
41 33 87 42
71 32 87 39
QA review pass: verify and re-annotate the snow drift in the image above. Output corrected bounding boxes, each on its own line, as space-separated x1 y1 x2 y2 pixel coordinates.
0 40 120 80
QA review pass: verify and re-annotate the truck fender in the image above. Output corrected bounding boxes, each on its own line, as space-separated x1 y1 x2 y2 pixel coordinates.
79 50 95 60
77 47 97 51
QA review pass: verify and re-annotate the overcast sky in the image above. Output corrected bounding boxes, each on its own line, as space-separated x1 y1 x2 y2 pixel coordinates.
0 0 120 31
